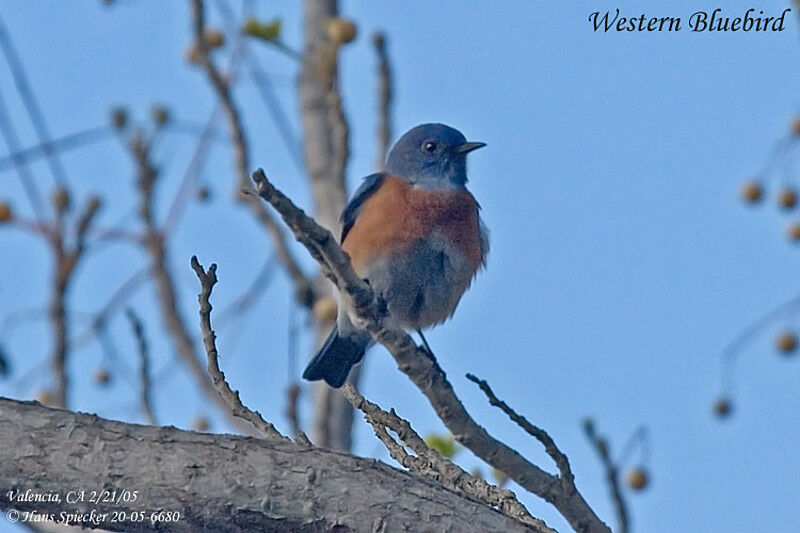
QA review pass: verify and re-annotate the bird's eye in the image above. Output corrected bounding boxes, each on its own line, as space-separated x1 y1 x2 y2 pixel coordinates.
422 141 437 153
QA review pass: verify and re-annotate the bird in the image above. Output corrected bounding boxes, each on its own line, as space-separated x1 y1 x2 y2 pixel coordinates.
302 123 488 388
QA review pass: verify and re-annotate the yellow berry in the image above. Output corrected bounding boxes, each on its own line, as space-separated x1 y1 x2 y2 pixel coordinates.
740 181 762 204
0 201 13 222
786 222 800 242
326 18 357 44
94 367 111 386
626 468 648 491
151 105 170 127
778 187 798 210
713 397 733 418
192 416 210 432
776 331 798 355
203 28 225 49
35 389 55 406
196 187 211 202
52 187 70 213
184 44 202 65
110 107 128 130
791 116 800 136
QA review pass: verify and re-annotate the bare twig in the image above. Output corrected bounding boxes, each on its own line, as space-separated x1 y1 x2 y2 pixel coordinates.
190 0 313 307
190 256 286 440
125 308 157 425
0 16 69 187
129 130 257 436
49 194 102 407
466 373 575 494
0 86 45 219
583 419 628 533
342 384 554 533
251 168 611 533
70 266 151 349
162 105 222 235
212 0 303 172
0 125 112 172
372 32 392 170
216 255 276 327
285 383 312 445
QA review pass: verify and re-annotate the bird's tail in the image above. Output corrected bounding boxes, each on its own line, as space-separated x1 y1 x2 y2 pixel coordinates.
302 327 369 388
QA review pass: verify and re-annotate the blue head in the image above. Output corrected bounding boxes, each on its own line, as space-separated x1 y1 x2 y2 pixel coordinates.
384 123 485 189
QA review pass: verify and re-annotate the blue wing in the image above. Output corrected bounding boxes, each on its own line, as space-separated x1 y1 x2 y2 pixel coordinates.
340 172 386 243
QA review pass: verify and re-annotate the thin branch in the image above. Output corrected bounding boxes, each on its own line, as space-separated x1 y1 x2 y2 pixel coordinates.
0 125 112 172
212 0 304 172
342 384 554 533
251 168 611 533
128 130 258 436
190 255 286 440
69 266 151 349
161 105 221 235
372 32 392 170
125 308 157 425
0 16 69 187
583 419 628 533
0 85 45 220
49 194 102 407
190 0 313 307
466 373 575 494
285 383 312 446
215 255 276 327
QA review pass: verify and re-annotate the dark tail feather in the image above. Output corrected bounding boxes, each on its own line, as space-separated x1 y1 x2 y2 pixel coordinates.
302 327 367 388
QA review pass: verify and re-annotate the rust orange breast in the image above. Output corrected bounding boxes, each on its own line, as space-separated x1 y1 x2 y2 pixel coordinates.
342 176 484 275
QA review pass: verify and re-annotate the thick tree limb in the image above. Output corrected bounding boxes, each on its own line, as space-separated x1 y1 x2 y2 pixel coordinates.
251 168 611 533
0 398 536 533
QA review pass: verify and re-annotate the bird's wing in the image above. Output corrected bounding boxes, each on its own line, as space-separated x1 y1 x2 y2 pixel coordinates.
340 172 386 243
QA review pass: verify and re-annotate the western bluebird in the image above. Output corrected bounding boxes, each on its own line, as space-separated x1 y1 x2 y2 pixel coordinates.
303 123 488 388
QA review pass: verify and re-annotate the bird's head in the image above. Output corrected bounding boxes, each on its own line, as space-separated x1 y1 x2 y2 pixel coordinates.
384 123 485 189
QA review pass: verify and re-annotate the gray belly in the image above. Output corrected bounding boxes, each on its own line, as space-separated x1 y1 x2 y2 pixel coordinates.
364 233 476 330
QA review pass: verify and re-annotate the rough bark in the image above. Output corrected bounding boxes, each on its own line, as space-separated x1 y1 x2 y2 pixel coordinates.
0 398 541 533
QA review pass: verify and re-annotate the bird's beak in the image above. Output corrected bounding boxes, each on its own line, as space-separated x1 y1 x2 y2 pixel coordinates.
457 141 487 154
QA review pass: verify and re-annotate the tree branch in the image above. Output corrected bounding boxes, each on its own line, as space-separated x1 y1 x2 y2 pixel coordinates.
251 168 611 533
190 0 313 307
49 194 102 408
125 309 157 425
466 373 575 494
129 130 256 436
583 419 628 533
0 398 537 533
371 31 392 170
342 384 554 532
190 256 287 440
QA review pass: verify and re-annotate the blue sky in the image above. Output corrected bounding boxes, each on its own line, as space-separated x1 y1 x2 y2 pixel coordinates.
2 1 800 532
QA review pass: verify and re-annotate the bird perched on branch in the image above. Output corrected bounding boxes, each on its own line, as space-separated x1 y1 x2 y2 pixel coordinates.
303 123 488 387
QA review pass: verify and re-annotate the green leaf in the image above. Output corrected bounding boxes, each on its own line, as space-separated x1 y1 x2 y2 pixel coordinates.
242 18 281 42
424 433 461 459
